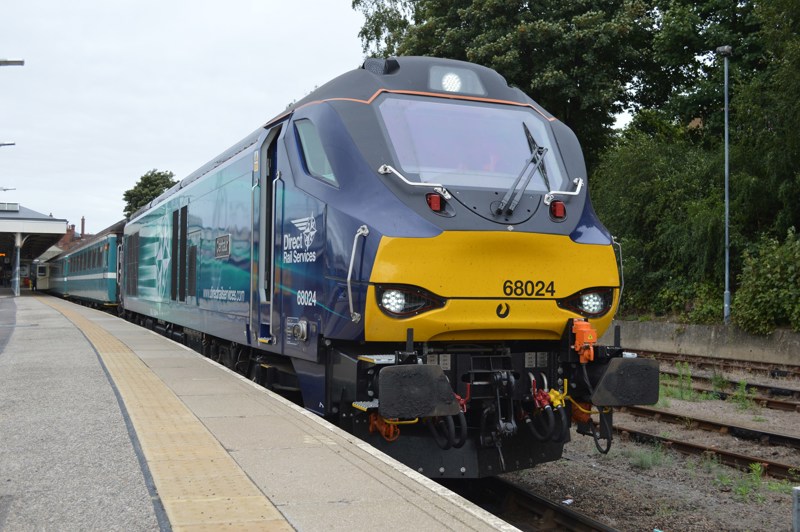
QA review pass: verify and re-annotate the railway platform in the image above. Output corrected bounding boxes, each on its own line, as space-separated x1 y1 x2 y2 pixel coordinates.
0 289 515 531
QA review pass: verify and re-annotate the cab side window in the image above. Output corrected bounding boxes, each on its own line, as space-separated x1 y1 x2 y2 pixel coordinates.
295 119 337 185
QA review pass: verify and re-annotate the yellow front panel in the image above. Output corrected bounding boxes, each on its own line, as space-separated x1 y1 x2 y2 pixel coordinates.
365 231 619 342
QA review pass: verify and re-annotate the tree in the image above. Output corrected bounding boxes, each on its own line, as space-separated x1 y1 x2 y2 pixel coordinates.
123 169 176 218
730 0 800 238
637 0 764 134
591 1 799 324
592 112 723 318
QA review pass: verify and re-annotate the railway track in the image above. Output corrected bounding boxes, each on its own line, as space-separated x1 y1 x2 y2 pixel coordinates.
440 477 618 532
659 379 800 412
660 368 800 404
643 350 800 380
614 424 799 481
621 405 800 450
617 405 800 481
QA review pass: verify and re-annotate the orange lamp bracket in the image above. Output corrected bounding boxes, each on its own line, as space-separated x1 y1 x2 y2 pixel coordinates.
572 319 597 364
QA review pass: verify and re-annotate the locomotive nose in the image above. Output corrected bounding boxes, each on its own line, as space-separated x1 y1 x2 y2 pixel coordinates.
365 231 620 342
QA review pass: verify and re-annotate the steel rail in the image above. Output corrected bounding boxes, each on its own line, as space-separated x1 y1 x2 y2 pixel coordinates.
440 477 619 532
659 379 800 412
615 424 800 481
621 405 800 451
643 350 800 380
659 368 800 400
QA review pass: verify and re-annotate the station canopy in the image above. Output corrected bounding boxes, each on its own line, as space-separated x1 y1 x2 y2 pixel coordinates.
0 202 67 260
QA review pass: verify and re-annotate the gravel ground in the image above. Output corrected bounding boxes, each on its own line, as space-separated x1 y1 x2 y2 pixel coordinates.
504 373 799 532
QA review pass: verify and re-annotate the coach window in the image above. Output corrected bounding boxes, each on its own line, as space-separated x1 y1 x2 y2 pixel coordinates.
295 119 337 185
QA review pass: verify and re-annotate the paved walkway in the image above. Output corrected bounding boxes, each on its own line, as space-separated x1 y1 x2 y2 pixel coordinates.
0 291 516 531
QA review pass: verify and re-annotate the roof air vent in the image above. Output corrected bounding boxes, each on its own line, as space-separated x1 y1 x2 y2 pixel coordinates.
362 58 400 75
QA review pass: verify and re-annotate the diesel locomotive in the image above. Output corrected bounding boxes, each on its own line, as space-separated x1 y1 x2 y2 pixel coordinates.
50 57 659 478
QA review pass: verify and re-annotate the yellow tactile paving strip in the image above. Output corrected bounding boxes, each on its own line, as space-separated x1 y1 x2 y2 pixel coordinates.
40 298 293 531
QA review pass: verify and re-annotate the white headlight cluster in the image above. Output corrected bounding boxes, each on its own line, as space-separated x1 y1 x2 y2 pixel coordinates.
376 285 446 318
381 289 407 314
557 288 613 318
441 72 463 92
428 65 486 95
579 293 605 315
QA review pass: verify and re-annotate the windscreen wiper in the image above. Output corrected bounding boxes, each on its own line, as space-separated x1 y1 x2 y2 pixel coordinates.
496 123 548 215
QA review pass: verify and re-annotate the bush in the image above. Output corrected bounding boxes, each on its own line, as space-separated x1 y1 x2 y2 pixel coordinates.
732 228 800 334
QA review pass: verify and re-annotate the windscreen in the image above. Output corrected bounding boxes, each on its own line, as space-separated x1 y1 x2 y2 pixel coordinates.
378 96 567 192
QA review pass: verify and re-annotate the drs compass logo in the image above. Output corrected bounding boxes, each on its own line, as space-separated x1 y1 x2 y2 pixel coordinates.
283 214 318 264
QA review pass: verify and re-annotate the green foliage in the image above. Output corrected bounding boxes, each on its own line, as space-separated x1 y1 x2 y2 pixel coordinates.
659 362 716 402
592 117 724 316
732 229 800 334
712 459 794 501
684 283 723 324
699 452 722 474
730 380 758 411
675 362 692 399
628 442 668 470
733 463 766 503
710 372 728 395
351 0 416 57
122 169 177 219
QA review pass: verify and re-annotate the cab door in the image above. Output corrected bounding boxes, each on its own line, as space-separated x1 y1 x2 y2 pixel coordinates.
253 125 283 344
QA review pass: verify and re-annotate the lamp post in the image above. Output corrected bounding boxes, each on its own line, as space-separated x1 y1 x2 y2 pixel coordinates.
717 45 732 324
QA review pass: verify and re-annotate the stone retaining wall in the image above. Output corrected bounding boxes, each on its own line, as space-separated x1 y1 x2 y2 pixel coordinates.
599 320 800 367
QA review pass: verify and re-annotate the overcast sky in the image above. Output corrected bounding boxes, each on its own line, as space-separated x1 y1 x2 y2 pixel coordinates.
0 1 365 234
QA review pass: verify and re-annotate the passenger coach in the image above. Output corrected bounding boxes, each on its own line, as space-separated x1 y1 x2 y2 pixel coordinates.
46 220 124 306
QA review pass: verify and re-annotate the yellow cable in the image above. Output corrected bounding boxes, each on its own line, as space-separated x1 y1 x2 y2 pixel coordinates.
383 417 419 425
567 396 598 415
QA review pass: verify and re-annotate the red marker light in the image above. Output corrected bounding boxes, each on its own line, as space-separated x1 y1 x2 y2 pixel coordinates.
426 193 443 212
550 200 566 220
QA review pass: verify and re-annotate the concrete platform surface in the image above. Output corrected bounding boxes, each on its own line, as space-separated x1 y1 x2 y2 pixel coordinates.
0 290 517 531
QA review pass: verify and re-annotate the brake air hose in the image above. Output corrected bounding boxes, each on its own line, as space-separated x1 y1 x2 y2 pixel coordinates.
590 410 613 454
427 415 455 450
525 405 556 441
452 411 467 449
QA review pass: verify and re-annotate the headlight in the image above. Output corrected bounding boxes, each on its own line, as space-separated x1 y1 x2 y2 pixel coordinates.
381 290 407 314
579 293 605 314
428 66 486 95
376 285 446 318
441 72 463 92
557 288 614 318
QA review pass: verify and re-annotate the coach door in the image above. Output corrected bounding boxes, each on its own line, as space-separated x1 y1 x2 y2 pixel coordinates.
254 125 283 344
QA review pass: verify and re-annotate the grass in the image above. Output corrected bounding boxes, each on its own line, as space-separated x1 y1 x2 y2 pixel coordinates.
731 380 759 411
710 461 796 503
627 442 669 470
710 371 729 394
659 362 718 402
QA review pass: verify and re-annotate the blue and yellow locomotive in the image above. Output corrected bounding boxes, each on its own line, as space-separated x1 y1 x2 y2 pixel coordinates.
115 57 659 477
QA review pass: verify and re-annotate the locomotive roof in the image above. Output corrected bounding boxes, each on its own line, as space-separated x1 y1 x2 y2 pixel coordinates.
275 56 542 124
